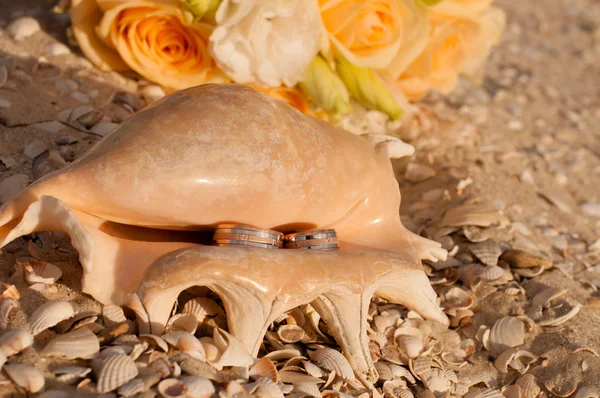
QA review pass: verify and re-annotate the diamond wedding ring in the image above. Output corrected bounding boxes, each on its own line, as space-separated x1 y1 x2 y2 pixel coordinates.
283 229 339 250
213 224 284 249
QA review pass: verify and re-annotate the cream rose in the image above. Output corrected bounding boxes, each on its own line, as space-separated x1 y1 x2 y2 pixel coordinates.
70 0 224 90
210 0 324 87
393 0 505 100
319 0 429 71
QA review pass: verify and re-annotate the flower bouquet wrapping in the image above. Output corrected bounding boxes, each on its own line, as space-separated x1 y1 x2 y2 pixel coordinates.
70 0 505 131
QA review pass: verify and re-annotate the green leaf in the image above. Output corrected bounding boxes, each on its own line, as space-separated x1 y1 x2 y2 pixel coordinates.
417 0 446 6
181 0 221 23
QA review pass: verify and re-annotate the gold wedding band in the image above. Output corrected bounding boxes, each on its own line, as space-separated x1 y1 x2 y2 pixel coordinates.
284 229 339 250
213 224 284 249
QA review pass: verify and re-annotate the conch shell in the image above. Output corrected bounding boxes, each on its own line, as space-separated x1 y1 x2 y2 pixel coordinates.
0 83 445 305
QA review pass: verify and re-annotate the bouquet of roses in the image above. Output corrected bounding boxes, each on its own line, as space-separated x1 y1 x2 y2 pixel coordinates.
70 0 505 124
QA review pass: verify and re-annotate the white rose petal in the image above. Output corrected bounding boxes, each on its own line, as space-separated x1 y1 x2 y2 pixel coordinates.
210 0 324 87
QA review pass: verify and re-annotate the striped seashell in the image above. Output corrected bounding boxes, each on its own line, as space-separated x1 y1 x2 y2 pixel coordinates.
182 297 223 322
279 371 325 385
23 260 62 285
102 304 127 326
0 283 20 300
0 298 17 329
165 313 198 334
181 376 215 398
423 368 450 393
409 356 432 380
374 361 394 381
469 240 505 267
308 347 354 380
292 383 322 398
0 329 33 356
117 378 146 397
158 378 187 398
244 377 284 398
97 354 139 393
4 363 45 393
302 360 325 378
489 316 525 356
382 379 411 398
101 344 133 357
249 357 279 383
515 374 541 398
42 327 99 359
163 331 206 361
54 365 91 385
480 266 505 282
29 300 74 335
277 324 306 343
538 303 582 327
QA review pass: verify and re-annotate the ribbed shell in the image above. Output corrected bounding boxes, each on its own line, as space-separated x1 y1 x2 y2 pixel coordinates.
249 357 279 383
293 383 322 398
469 241 505 267
308 348 354 380
41 327 99 359
96 354 139 393
29 300 74 335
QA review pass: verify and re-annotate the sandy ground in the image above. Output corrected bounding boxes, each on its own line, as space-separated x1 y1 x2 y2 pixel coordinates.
0 0 599 396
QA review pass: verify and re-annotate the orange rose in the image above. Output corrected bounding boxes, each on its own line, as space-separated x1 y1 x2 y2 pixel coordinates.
393 0 505 100
70 0 224 90
251 85 327 120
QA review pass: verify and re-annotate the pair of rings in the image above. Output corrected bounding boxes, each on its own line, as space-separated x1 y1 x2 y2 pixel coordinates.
213 224 339 250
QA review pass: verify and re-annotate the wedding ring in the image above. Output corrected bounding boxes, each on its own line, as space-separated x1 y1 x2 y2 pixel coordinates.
284 229 339 250
213 224 284 249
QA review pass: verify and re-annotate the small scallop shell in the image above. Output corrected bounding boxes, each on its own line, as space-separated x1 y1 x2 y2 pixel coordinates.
102 304 127 326
101 345 133 358
277 324 306 343
4 363 45 393
42 327 99 359
29 300 74 335
158 378 188 398
245 377 284 398
0 283 20 300
409 356 432 380
163 331 206 361
182 297 223 322
165 313 198 334
293 383 322 398
382 379 411 398
97 354 139 393
515 374 541 398
23 260 62 285
308 347 354 381
489 316 525 356
117 378 147 397
249 357 279 383
0 329 34 356
469 241 505 267
480 266 505 282
444 287 475 310
181 376 216 398
0 298 18 328
375 362 394 381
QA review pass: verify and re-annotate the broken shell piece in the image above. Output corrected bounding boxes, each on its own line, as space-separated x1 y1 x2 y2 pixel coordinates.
441 204 510 228
480 266 505 282
515 374 540 398
539 303 582 327
29 300 74 335
117 378 146 397
181 376 215 398
0 298 17 328
4 363 45 393
41 327 100 359
382 379 412 398
469 241 505 267
0 283 20 300
309 347 355 381
396 334 423 359
462 226 493 243
7 17 41 40
528 287 567 320
102 304 127 326
96 354 139 393
182 297 223 322
163 331 206 361
489 316 525 356
249 357 278 383
23 260 62 285
139 334 169 352
0 330 34 356
293 383 322 398
501 250 552 269
494 347 536 373
0 174 29 205
158 378 187 398
211 328 254 370
404 163 436 183
277 324 306 343
165 313 198 334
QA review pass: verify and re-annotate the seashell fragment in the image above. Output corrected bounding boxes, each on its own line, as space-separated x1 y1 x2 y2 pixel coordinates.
211 328 254 370
158 378 187 398
163 331 206 361
4 363 45 393
469 241 504 267
90 121 119 137
515 374 540 398
0 298 17 329
23 260 62 285
293 382 322 398
7 17 41 40
117 378 146 397
102 304 127 326
277 324 306 343
245 377 284 398
309 347 355 380
97 354 139 393
489 316 525 356
538 303 582 327
47 42 71 56
42 327 99 359
441 204 510 228
29 300 74 335
181 376 216 398
182 297 222 322
528 287 567 320
0 174 29 205
0 283 20 300
165 313 198 334
396 334 423 359
0 329 34 356
249 357 279 383
23 140 48 159
480 265 505 282
501 249 552 269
